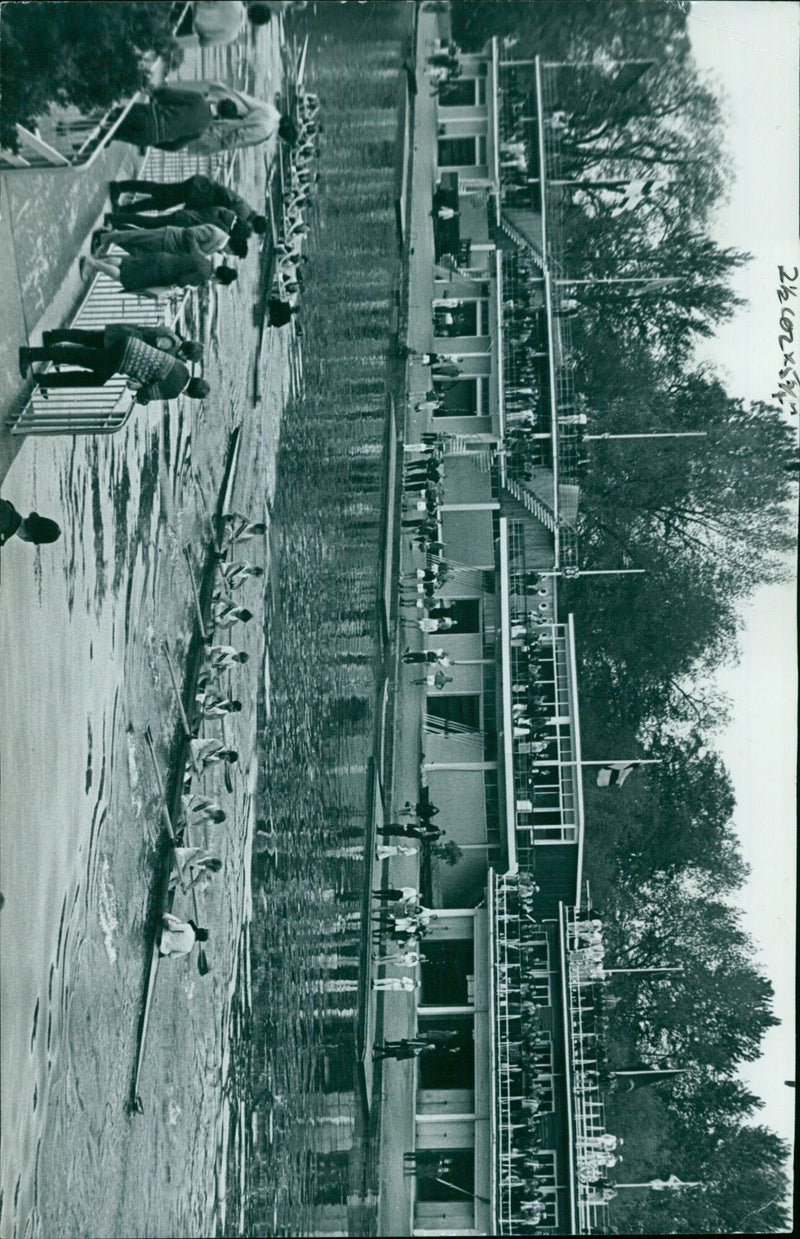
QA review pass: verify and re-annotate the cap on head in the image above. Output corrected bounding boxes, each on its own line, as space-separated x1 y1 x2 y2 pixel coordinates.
24 513 61 544
278 116 299 146
248 3 272 24
215 265 238 285
180 341 204 362
252 214 268 234
186 377 210 400
228 233 248 259
216 98 239 119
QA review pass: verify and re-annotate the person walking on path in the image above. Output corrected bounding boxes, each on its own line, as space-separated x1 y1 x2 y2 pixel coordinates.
375 843 418 862
109 174 268 235
373 1040 432 1060
1 501 61 547
19 338 209 404
373 886 418 905
399 799 440 823
402 648 449 666
77 251 237 299
412 671 453 689
378 821 444 843
39 323 202 364
372 976 419 993
372 950 424 969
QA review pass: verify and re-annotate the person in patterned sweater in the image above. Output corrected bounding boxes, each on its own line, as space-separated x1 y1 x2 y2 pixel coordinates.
19 335 210 405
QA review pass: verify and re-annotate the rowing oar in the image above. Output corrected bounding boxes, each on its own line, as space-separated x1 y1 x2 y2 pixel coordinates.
193 479 224 556
142 726 191 895
143 726 210 978
162 640 195 739
182 546 208 641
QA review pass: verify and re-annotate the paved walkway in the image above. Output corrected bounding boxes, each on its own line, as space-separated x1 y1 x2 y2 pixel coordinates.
376 5 449 1235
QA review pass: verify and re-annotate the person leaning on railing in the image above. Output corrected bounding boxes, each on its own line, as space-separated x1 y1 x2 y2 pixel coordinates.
19 334 210 405
77 250 237 300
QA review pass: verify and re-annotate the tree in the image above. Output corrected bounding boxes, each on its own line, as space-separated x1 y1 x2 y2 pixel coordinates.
0 2 179 153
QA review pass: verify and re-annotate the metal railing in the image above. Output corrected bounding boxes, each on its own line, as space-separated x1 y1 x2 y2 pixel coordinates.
562 905 612 1234
504 604 580 860
491 872 560 1234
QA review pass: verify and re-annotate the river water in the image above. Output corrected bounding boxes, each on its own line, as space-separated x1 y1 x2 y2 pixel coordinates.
0 6 408 1237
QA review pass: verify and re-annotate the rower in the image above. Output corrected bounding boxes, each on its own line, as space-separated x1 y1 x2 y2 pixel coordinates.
168 848 222 895
189 737 238 773
158 913 209 958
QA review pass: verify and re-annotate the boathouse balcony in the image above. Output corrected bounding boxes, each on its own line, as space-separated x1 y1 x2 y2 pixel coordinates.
496 527 585 905
559 904 614 1234
488 871 572 1234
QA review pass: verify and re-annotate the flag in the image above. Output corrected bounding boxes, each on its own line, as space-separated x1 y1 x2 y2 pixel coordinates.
612 1068 685 1091
596 761 640 788
651 1176 689 1192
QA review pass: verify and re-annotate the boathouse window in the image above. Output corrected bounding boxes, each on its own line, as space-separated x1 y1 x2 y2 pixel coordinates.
425 693 481 733
432 377 489 417
414 1150 476 1202
438 135 487 168
438 78 487 108
418 1015 476 1088
421 939 474 1005
433 297 489 337
439 597 480 634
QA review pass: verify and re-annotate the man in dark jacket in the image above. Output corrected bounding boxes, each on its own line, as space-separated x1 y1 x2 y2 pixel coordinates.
108 173 268 234
19 337 210 405
112 86 216 149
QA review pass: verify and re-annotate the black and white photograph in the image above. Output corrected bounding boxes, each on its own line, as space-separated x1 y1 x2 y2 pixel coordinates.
0 1 796 1236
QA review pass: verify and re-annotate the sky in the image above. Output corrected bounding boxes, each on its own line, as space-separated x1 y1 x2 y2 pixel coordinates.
686 2 798 1151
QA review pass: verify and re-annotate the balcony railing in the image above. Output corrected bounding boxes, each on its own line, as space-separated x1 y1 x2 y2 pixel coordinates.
491 872 560 1235
561 905 614 1234
501 571 580 856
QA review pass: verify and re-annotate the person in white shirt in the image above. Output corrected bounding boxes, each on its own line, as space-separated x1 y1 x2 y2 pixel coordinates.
189 737 238 772
372 976 419 993
189 2 273 46
158 913 208 957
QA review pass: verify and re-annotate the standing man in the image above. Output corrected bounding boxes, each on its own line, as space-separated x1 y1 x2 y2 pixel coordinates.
19 338 209 404
108 173 269 237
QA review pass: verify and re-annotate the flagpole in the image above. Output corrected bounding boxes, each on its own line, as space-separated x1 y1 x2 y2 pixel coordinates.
585 431 707 441
604 965 683 975
538 568 647 577
614 1181 703 1190
554 276 682 286
579 759 662 767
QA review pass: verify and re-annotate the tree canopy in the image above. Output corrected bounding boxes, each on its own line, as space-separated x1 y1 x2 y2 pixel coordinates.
454 1 797 1230
0 2 179 153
